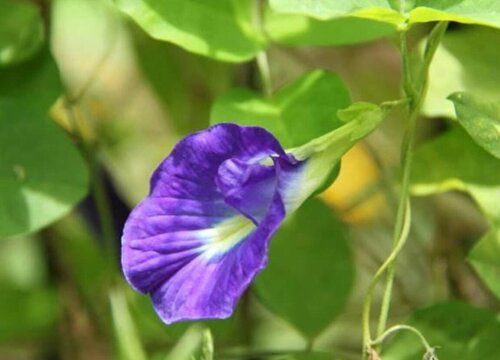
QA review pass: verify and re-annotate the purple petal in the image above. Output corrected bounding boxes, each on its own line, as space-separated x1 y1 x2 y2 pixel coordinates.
121 124 303 324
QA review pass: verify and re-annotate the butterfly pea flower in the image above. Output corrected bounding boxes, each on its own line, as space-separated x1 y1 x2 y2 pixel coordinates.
122 109 382 324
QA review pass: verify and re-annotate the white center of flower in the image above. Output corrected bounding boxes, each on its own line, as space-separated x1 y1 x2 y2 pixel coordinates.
199 215 255 259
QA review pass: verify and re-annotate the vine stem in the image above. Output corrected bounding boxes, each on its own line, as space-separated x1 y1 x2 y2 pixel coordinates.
361 21 449 359
361 200 411 359
371 324 432 351
252 0 273 96
256 51 273 97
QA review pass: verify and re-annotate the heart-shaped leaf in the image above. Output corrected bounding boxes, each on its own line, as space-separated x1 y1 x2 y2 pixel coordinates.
255 199 354 338
0 51 89 237
210 70 351 148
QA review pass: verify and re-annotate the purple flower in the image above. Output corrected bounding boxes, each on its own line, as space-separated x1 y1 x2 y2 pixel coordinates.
122 124 312 324
121 115 382 324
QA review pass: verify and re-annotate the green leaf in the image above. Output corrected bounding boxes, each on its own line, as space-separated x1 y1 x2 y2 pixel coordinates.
269 0 500 29
0 102 89 236
269 0 399 22
423 26 500 118
211 70 351 148
0 0 44 66
412 126 500 192
0 48 62 111
114 0 264 62
410 0 500 28
411 127 500 219
0 46 88 236
255 199 354 338
448 92 500 159
383 302 500 360
468 229 500 299
265 11 394 46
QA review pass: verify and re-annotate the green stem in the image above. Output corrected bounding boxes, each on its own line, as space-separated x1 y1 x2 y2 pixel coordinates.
371 324 436 358
361 21 448 359
376 21 449 341
375 34 417 339
252 0 273 96
256 51 273 97
361 201 411 359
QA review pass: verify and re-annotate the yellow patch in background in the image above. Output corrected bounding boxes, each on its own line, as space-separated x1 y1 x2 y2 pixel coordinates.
320 142 387 223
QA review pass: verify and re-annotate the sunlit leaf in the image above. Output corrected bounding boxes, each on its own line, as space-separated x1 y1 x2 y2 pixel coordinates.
448 92 500 159
423 26 500 118
0 0 44 66
255 199 354 338
265 11 394 46
269 0 398 22
115 0 264 62
211 70 351 148
383 302 500 360
410 1 500 28
269 0 500 29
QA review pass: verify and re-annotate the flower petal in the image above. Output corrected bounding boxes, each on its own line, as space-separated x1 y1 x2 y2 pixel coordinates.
122 124 302 323
151 195 285 323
